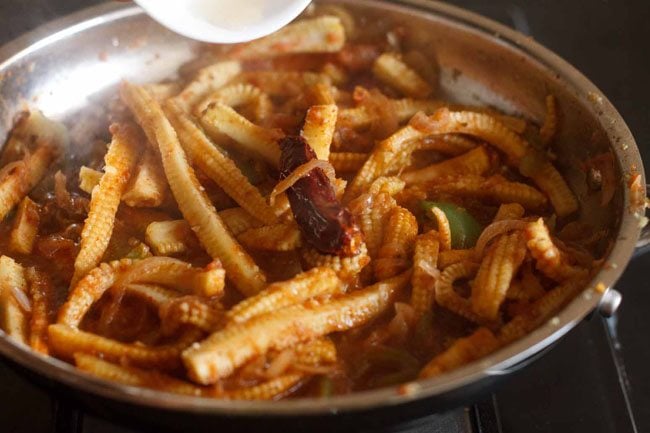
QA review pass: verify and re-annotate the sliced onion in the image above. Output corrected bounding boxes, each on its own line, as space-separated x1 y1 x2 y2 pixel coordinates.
98 287 125 331
394 302 416 327
269 159 336 205
265 349 295 378
11 287 31 313
474 219 528 258
415 259 440 280
347 192 374 215
387 312 409 341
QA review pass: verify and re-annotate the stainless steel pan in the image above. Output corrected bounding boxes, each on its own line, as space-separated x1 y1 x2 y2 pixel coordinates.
0 0 645 428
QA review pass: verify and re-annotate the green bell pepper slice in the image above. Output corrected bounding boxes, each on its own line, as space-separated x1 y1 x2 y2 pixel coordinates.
420 201 482 249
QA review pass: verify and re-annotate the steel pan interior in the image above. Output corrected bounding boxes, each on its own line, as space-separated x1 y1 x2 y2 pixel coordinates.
0 0 644 417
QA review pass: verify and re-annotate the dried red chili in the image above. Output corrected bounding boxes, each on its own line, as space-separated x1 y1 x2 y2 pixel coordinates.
279 135 362 256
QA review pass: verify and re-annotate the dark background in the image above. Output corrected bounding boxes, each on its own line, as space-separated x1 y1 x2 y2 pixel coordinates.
0 1 648 432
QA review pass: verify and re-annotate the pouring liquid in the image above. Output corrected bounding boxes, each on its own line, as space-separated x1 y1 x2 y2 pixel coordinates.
188 0 265 32
134 0 312 43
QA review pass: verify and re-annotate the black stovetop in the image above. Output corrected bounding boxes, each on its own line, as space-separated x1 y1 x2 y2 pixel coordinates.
1 1 648 432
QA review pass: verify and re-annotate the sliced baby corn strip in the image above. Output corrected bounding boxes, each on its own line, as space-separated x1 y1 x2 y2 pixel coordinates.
419 327 499 378
49 324 200 370
75 353 305 400
525 160 578 217
499 277 586 344
329 152 368 173
122 148 169 208
166 100 277 225
237 222 302 251
0 110 67 166
308 82 336 105
9 196 39 254
230 16 345 59
218 207 264 236
344 125 425 202
160 296 224 335
226 267 343 325
175 61 241 111
121 82 266 296
493 203 525 222
145 220 198 256
301 104 338 160
539 95 558 145
200 102 282 168
123 283 179 307
471 231 527 321
368 176 406 196
143 82 181 102
115 257 225 298
293 337 338 367
427 206 452 251
372 53 433 98
75 353 209 396
321 62 348 85
59 259 134 327
524 218 582 282
410 230 441 318
445 104 528 134
302 243 370 283
26 268 55 354
438 249 476 268
194 83 271 120
226 373 306 400
413 134 477 155
59 258 223 329
435 261 486 325
53 170 70 208
352 191 397 259
183 270 410 384
72 123 140 284
416 109 577 215
78 166 102 194
430 175 548 211
375 206 418 280
401 146 491 185
0 256 28 344
235 71 332 97
339 99 441 129
422 109 529 163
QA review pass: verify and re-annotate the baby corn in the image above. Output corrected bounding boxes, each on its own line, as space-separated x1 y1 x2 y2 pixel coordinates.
121 82 266 296
183 271 411 384
227 267 343 325
72 123 140 284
